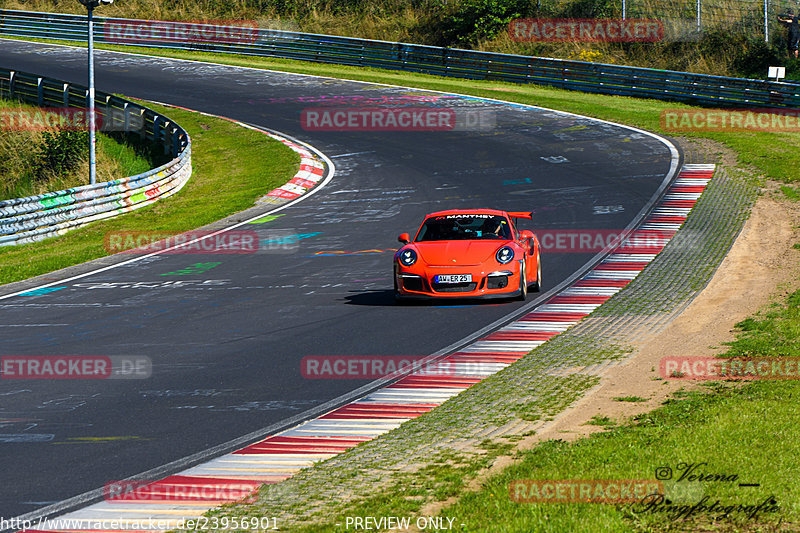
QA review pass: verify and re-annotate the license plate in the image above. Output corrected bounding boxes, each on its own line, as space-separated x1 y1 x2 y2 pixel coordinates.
435 274 472 283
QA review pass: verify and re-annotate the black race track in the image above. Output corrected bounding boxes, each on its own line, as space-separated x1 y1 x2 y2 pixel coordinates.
0 40 679 518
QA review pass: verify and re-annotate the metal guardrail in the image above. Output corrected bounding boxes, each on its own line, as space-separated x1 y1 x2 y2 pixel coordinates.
1 9 799 109
0 67 191 246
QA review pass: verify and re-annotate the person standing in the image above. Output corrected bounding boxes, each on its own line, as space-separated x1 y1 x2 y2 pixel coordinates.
778 12 800 58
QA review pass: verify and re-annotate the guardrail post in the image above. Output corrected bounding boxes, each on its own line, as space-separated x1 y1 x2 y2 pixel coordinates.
135 108 144 139
8 70 14 98
172 128 180 157
123 101 130 133
161 122 171 155
104 94 112 127
101 96 113 131
62 82 70 106
153 115 161 144
36 77 43 105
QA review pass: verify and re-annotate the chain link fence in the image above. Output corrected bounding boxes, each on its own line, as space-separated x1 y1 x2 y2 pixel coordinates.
527 0 799 42
622 0 800 41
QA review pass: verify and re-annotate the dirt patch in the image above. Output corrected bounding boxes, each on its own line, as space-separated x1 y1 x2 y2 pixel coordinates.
416 182 800 521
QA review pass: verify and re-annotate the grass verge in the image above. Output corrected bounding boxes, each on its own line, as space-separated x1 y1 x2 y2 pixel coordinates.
0 101 299 285
437 295 800 532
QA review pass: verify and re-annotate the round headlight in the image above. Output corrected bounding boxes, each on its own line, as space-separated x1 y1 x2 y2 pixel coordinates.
399 248 417 266
496 246 514 264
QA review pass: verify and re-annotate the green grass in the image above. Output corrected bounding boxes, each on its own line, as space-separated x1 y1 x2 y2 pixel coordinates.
781 185 800 201
441 381 800 532
428 290 800 531
514 375 601 422
585 415 616 427
96 131 168 178
0 101 299 285
0 98 158 201
267 443 516 533
613 396 648 402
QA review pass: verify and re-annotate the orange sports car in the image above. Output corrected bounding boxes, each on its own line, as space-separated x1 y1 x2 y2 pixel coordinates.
394 209 541 301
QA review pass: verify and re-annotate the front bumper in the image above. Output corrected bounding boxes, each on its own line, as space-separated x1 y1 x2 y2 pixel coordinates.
395 263 522 299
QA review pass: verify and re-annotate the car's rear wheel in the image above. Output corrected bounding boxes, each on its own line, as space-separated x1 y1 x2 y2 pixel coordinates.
531 252 542 292
516 262 527 301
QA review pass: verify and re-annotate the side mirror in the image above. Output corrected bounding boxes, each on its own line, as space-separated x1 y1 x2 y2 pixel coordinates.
520 230 534 240
398 233 411 244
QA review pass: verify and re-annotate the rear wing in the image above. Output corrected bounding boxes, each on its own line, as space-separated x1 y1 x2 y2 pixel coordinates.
507 211 533 220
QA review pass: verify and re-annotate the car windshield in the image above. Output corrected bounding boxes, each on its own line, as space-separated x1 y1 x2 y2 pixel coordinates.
416 214 512 241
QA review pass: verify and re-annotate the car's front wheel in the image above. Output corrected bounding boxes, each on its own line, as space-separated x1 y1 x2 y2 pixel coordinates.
516 262 528 301
530 252 542 292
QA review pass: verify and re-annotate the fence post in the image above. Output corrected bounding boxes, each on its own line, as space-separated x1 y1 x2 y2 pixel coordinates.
9 70 15 97
697 0 701 32
622 0 626 20
36 76 43 105
764 0 769 43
